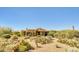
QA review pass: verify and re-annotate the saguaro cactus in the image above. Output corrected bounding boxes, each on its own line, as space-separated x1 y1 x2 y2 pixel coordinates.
72 26 75 30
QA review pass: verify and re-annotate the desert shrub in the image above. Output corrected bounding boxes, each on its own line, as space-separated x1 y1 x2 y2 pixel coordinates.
0 35 34 52
4 45 15 52
20 30 26 36
11 35 18 40
73 31 79 38
7 35 19 45
18 45 27 52
54 31 65 39
48 30 67 39
4 39 34 52
51 30 79 39
4 43 19 52
0 40 8 52
35 36 53 44
0 27 12 37
48 30 57 37
2 34 11 39
17 40 34 52
57 38 79 48
54 32 59 38
13 31 21 37
60 30 79 39
64 30 76 39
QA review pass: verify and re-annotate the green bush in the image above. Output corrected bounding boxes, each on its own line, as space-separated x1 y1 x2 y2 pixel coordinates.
61 30 79 39
18 45 27 52
49 30 79 39
4 39 34 52
17 40 34 52
20 30 26 36
13 31 21 37
0 27 12 37
0 35 34 52
2 34 11 39
48 30 57 37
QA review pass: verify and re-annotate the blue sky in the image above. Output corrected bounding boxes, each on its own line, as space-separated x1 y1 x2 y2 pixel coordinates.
0 7 79 30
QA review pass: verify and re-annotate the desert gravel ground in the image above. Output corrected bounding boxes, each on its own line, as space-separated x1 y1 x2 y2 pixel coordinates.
29 38 79 52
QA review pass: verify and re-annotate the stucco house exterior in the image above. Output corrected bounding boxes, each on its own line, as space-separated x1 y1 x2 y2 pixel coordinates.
21 28 48 36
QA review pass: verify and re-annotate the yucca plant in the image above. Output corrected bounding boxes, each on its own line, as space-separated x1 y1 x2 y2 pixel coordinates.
0 27 12 38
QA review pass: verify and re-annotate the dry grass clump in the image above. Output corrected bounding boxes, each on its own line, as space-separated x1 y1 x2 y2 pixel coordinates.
0 38 8 52
17 40 34 52
4 44 19 52
48 30 79 39
0 35 34 52
28 36 53 48
57 38 79 48
30 36 53 44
